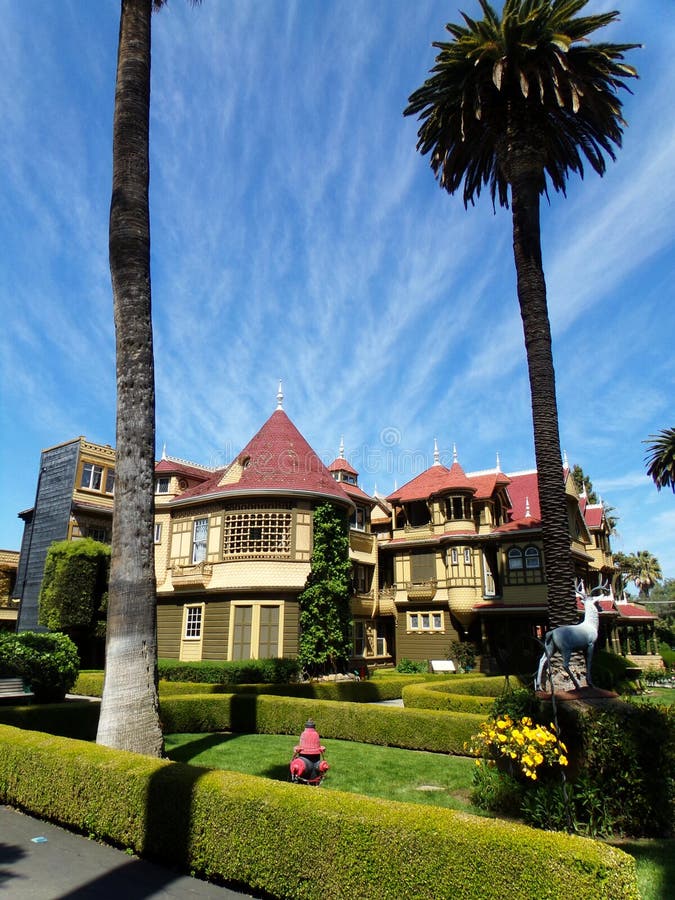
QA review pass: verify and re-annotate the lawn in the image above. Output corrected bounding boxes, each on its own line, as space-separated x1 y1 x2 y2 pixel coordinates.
165 731 674 900
165 732 481 813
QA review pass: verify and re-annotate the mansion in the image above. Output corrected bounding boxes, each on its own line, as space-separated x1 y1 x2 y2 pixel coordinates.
13 392 659 672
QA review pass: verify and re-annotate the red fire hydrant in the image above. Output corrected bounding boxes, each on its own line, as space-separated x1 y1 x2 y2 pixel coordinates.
289 719 330 785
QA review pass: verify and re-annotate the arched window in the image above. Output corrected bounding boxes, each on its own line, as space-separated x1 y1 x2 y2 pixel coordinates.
507 547 524 571
524 546 541 569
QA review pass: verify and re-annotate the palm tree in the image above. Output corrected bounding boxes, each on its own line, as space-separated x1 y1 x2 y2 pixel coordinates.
631 550 662 600
645 427 675 493
614 550 662 600
97 0 199 756
404 0 638 629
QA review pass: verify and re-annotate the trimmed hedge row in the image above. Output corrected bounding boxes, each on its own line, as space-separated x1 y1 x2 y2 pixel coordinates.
160 693 483 753
158 657 300 684
402 681 496 714
74 671 425 703
0 724 639 899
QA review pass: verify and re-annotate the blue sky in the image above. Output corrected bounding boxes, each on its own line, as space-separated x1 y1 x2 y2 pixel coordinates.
1 1 673 579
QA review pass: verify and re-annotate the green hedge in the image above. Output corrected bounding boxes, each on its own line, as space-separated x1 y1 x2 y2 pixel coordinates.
74 671 419 703
0 631 80 702
158 657 300 684
402 681 495 714
160 693 483 754
0 724 639 899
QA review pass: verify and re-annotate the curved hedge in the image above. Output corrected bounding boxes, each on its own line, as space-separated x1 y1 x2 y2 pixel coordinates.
0 724 639 900
402 681 495 714
160 693 483 754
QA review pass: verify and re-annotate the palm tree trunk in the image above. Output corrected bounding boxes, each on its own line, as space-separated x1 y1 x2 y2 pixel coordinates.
510 173 577 630
96 0 163 756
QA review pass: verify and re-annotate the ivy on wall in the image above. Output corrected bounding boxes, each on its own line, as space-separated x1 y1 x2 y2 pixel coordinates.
298 503 353 676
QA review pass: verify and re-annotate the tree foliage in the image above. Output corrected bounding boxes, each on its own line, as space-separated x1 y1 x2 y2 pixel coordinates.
298 503 353 676
644 426 675 493
38 539 109 633
614 550 662 599
404 0 638 633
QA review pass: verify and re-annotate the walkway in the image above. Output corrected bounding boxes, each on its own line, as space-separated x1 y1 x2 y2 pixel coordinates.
0 805 257 899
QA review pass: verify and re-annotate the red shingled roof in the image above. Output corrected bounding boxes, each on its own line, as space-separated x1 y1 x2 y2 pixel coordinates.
584 505 604 529
155 458 215 481
174 410 352 506
503 471 541 522
387 461 476 503
328 457 359 477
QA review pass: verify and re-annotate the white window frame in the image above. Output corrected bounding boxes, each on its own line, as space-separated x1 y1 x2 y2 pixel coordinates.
192 517 208 564
183 604 203 640
464 548 472 566
156 476 170 494
508 547 524 571
154 523 162 544
407 610 444 632
81 463 104 491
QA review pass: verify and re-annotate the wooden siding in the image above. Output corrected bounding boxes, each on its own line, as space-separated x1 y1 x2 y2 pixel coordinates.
394 609 459 662
156 601 184 659
202 599 230 660
16 440 80 631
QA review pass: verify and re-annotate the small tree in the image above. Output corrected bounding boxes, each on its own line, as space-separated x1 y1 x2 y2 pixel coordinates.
298 503 353 676
39 539 109 667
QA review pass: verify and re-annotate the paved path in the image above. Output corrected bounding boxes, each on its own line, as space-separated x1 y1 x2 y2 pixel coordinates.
0 805 258 899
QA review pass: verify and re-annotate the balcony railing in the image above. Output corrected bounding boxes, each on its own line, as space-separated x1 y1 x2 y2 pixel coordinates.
405 579 437 601
171 563 213 589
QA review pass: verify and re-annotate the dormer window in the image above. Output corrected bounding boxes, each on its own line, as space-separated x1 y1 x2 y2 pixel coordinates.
156 477 170 494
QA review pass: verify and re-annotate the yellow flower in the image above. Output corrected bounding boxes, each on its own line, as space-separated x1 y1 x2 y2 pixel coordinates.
559 755 568 767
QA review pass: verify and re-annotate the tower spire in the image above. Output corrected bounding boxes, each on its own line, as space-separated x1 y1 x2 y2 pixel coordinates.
276 380 284 410
339 436 345 459
433 438 440 466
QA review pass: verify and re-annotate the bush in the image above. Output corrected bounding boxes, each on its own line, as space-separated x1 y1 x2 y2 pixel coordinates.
659 642 675 671
402 682 495 714
395 658 429 674
0 724 640 899
591 649 636 692
158 657 300 684
159 693 484 754
74 671 421 703
0 632 79 702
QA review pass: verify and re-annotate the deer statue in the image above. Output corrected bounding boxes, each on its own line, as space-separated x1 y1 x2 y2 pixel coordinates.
535 581 608 692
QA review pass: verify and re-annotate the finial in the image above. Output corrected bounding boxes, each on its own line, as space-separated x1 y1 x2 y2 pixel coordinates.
563 449 569 468
276 380 284 410
453 443 458 463
496 451 501 472
525 496 531 518
339 436 345 459
161 442 167 461
433 438 440 466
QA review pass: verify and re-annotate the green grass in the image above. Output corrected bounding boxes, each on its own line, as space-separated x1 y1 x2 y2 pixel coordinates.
165 732 481 813
634 686 675 706
608 839 675 900
165 731 673 899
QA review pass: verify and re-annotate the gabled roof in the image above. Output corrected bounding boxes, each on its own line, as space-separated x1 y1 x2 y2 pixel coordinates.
341 482 376 505
469 471 511 501
173 409 352 507
387 461 476 504
583 504 604 529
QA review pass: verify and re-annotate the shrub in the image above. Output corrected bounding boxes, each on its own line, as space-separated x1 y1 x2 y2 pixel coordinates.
0 724 640 899
0 632 79 702
159 693 483 754
395 658 429 674
158 658 300 684
591 649 636 692
447 640 477 672
402 682 494 714
468 715 568 781
573 702 675 837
